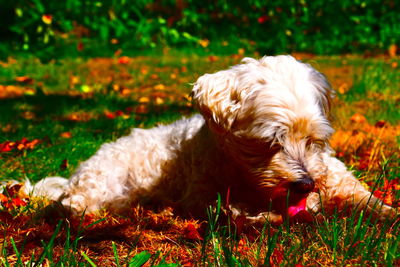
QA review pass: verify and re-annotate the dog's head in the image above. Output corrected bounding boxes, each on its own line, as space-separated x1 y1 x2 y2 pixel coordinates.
192 55 334 216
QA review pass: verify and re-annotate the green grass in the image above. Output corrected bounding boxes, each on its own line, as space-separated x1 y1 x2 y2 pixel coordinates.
0 52 399 265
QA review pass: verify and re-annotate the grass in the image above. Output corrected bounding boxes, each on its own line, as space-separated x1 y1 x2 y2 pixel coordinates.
0 51 399 266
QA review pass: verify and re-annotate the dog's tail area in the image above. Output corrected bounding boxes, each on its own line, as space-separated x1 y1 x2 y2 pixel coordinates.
22 177 69 201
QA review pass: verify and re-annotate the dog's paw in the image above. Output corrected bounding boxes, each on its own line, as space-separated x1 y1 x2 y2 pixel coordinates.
306 192 321 214
377 204 398 221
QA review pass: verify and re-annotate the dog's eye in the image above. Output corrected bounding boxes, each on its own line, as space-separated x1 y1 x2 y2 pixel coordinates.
306 138 325 148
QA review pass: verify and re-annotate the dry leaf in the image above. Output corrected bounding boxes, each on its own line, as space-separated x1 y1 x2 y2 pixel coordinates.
388 44 397 58
350 113 367 123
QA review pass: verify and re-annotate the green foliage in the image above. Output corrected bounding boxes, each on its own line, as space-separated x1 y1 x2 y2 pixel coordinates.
2 0 400 55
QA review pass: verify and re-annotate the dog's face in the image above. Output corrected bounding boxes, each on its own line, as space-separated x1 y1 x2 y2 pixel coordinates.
192 55 335 215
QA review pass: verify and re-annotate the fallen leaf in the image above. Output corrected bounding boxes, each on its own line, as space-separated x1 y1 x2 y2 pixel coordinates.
375 120 386 128
135 104 148 114
60 159 68 170
207 55 218 62
80 84 92 93
0 193 8 202
155 97 164 105
104 111 116 119
77 42 84 51
69 75 80 87
154 84 165 90
0 141 14 152
15 76 34 84
11 198 27 207
198 39 209 48
42 14 53 24
388 44 397 58
258 15 269 24
24 88 35 95
60 132 72 138
350 113 367 123
139 96 150 103
118 56 130 64
338 83 349 94
183 223 203 240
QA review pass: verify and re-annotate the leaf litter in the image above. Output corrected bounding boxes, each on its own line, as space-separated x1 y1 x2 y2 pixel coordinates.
0 54 399 265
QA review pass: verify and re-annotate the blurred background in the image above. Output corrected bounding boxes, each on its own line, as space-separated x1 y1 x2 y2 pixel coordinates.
1 0 399 59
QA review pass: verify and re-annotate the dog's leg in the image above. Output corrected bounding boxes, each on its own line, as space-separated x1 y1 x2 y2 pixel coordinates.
226 204 283 226
308 154 396 220
58 141 137 214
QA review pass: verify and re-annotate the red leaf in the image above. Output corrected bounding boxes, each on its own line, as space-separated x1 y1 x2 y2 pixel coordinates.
12 198 27 207
60 159 68 170
77 42 84 51
375 120 386 128
104 111 116 119
115 110 124 116
207 55 218 62
257 15 269 24
118 56 130 64
183 223 203 240
0 141 14 152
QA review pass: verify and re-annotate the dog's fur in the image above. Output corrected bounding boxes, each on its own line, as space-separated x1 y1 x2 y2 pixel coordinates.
27 55 394 223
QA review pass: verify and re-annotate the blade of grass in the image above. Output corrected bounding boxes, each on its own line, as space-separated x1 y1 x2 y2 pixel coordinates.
81 251 97 267
10 237 24 266
128 251 151 267
112 241 121 267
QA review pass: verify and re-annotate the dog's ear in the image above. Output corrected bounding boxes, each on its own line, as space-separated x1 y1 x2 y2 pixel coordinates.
309 69 335 117
192 70 241 133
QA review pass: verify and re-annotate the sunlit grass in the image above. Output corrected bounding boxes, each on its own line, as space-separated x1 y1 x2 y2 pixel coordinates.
0 53 399 265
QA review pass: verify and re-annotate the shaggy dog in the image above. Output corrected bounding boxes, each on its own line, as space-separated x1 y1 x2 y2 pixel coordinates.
28 55 394 224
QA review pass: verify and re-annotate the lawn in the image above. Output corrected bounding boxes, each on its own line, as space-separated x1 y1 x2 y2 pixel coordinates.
0 52 399 266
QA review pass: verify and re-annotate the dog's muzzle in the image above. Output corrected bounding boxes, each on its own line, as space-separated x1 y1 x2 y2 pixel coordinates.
290 176 315 194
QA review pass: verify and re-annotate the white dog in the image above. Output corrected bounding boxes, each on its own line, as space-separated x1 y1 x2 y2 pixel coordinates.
27 55 394 224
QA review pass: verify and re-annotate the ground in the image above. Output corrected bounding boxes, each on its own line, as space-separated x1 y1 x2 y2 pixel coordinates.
0 52 399 266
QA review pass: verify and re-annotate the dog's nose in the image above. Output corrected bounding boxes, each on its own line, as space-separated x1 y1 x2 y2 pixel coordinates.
290 176 315 194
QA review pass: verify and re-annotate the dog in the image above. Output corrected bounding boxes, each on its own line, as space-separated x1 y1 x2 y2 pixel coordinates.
26 55 395 224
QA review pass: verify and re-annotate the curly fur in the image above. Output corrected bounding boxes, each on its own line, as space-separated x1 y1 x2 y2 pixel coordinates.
26 55 394 223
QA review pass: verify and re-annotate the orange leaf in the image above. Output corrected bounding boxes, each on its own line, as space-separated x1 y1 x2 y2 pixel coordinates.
60 132 72 138
0 193 8 202
15 76 33 84
154 84 165 90
26 139 40 149
42 14 53 24
17 143 25 150
350 113 366 123
198 39 209 48
118 56 130 64
388 44 397 58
